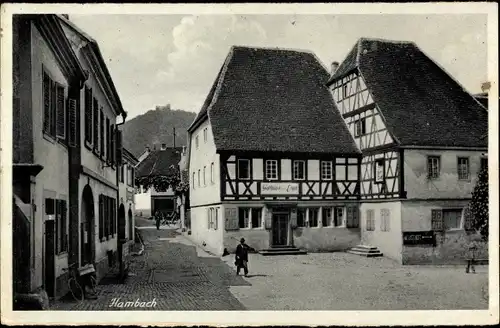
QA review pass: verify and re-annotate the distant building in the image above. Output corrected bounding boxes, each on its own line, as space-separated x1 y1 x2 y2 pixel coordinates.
326 38 488 264
135 144 183 219
187 46 362 256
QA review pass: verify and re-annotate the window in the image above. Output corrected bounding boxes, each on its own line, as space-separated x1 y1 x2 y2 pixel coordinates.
210 162 214 183
354 118 366 137
93 98 99 153
99 195 116 240
443 209 462 230
480 157 488 172
84 86 93 144
431 209 443 231
380 209 390 232
203 128 207 142
265 160 278 180
342 84 348 99
238 159 251 180
192 172 196 189
127 167 134 187
251 208 262 228
346 206 359 228
458 157 470 180
195 135 199 149
45 198 68 254
238 208 250 228
427 156 440 179
297 208 306 227
374 159 384 183
208 208 214 229
105 117 111 161
293 160 305 180
198 170 201 187
203 166 206 186
42 71 65 140
308 208 319 227
366 209 375 231
321 161 333 180
334 207 344 227
215 208 219 230
120 165 125 183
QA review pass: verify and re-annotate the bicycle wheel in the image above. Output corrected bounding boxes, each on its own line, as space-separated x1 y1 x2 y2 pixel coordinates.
88 275 98 295
68 278 84 302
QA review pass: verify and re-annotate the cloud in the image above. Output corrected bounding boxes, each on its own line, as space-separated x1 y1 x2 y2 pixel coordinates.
156 15 267 92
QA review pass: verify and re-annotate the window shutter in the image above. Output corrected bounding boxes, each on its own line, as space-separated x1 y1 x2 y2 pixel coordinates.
106 120 110 163
50 81 57 137
55 199 61 253
464 207 474 231
84 87 92 144
99 195 104 240
116 129 123 165
207 208 211 229
346 206 354 227
224 207 238 231
431 209 443 231
265 210 272 230
56 85 65 139
214 208 219 230
110 125 115 165
353 206 359 228
43 72 51 134
93 98 99 150
99 109 104 157
68 98 77 147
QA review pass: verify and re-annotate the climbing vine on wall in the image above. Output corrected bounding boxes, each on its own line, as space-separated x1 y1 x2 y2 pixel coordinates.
469 168 488 241
135 168 189 196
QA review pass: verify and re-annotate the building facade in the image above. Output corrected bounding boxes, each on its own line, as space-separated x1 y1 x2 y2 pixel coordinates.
188 46 363 256
326 38 488 264
12 14 88 300
135 145 182 219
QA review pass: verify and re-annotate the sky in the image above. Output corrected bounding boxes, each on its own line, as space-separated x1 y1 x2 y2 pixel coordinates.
69 14 488 120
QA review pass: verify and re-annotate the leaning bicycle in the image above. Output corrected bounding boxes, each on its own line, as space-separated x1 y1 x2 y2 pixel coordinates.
62 263 84 302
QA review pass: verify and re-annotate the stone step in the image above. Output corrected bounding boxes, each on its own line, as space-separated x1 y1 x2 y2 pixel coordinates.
259 248 308 256
347 249 383 257
353 245 379 251
350 247 382 254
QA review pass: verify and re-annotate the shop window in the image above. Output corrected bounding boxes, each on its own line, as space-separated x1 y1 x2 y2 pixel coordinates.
308 208 319 227
251 208 262 228
334 207 344 227
238 208 250 228
297 208 306 227
322 207 332 227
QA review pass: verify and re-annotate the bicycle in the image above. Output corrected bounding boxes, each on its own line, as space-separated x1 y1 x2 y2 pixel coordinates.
62 263 84 302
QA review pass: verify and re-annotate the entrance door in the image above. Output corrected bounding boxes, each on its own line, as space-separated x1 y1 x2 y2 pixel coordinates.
81 185 94 266
272 213 289 246
44 220 55 297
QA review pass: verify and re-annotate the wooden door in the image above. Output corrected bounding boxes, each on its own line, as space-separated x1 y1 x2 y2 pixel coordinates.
272 214 289 246
44 220 55 297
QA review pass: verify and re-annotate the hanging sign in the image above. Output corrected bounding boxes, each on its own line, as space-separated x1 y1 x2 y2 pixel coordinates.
261 182 299 195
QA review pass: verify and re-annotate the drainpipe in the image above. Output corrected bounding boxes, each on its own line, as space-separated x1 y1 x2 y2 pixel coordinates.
115 111 126 282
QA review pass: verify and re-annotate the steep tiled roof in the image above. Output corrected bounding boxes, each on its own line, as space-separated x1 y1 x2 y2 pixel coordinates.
191 46 360 155
328 38 488 148
135 147 182 178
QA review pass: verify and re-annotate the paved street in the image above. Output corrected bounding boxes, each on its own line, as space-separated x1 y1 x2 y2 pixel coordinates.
51 217 247 310
51 216 488 311
221 252 489 310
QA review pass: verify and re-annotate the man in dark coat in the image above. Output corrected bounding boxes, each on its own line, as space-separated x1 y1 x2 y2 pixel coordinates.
235 238 251 276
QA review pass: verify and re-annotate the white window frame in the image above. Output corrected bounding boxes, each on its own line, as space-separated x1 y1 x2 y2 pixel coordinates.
203 166 206 186
321 161 333 180
366 209 375 231
458 157 470 180
334 206 345 227
238 208 251 229
265 160 278 180
380 208 390 232
427 156 440 179
237 159 251 180
293 160 305 180
374 159 385 183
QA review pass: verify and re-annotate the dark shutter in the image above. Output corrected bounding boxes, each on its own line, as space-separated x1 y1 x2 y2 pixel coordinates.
347 206 359 228
55 199 61 253
93 98 99 151
99 109 104 157
50 80 57 137
56 84 65 140
68 98 77 147
110 125 115 166
45 198 55 215
106 118 111 163
431 209 443 231
224 207 239 231
116 129 123 165
43 72 51 134
99 195 104 240
84 87 92 144
62 200 67 252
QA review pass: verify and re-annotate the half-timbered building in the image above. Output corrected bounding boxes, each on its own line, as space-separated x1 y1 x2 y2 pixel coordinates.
187 46 362 255
326 38 488 264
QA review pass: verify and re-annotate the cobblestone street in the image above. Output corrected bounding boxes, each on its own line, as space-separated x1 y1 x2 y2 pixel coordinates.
50 217 247 310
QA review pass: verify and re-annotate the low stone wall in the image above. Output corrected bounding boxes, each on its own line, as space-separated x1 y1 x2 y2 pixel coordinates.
293 227 361 252
402 231 488 265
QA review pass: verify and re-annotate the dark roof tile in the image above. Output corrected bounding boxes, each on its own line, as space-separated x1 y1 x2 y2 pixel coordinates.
136 147 182 178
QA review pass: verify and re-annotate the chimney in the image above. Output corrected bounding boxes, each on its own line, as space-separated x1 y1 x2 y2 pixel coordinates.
331 61 339 76
481 82 491 93
161 143 167 151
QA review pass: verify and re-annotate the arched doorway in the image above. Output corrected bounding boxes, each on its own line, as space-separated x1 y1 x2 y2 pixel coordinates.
118 203 126 241
81 185 95 266
128 208 133 241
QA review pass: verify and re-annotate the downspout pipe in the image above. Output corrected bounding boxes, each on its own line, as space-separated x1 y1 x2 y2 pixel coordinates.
115 111 126 282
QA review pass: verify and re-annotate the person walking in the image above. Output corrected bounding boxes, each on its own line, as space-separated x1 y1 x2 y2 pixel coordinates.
235 238 251 277
155 211 161 230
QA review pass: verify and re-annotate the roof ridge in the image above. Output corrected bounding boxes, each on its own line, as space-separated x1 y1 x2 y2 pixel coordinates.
358 37 416 46
231 45 316 55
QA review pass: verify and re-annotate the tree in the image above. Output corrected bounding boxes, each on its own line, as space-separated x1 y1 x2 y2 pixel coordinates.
469 168 488 240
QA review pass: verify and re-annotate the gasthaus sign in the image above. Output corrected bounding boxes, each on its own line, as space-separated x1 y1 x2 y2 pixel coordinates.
261 182 299 195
